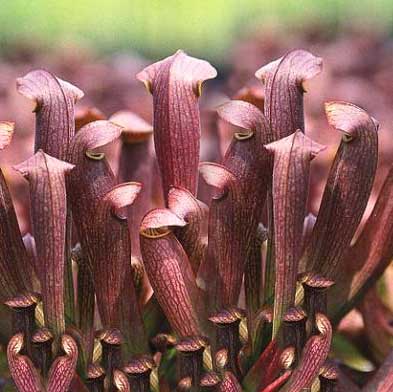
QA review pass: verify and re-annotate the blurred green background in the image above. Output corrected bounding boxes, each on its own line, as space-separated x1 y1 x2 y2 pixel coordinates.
1 0 393 62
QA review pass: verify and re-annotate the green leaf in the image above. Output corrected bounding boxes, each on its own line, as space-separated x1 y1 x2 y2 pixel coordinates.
331 333 375 372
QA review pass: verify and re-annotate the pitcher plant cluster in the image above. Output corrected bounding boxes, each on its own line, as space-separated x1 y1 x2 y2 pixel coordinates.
1 49 393 391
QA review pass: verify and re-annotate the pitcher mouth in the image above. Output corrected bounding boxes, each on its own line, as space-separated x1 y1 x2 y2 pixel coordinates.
140 226 171 239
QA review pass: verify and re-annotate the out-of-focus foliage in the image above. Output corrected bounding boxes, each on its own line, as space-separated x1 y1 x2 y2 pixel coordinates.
1 0 393 61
